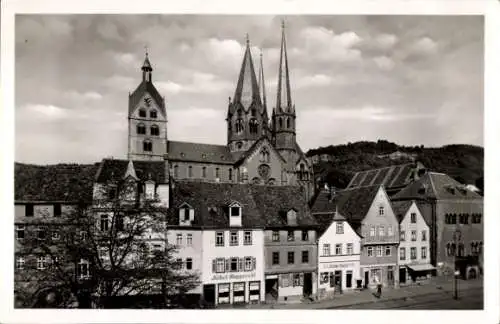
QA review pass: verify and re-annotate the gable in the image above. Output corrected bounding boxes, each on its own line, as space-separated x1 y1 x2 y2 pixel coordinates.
319 219 362 244
363 186 399 227
401 201 430 229
129 81 166 118
130 92 166 120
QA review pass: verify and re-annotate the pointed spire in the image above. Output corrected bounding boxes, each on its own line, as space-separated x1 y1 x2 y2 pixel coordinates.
142 47 153 82
123 160 139 181
232 34 260 111
258 51 267 108
276 19 292 113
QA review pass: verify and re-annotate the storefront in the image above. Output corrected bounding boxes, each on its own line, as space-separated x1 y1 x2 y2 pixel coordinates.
270 271 316 302
401 263 435 284
318 261 361 298
361 264 398 288
203 271 264 306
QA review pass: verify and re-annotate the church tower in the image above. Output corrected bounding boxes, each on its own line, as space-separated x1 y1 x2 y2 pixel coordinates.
258 52 270 139
272 21 296 159
127 51 168 161
227 35 267 153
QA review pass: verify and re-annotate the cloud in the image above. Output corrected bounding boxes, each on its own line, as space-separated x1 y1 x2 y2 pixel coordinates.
22 104 68 119
157 71 233 95
97 21 123 41
64 90 103 101
410 37 439 56
375 33 399 49
373 56 395 71
294 74 346 88
103 75 136 91
168 107 225 144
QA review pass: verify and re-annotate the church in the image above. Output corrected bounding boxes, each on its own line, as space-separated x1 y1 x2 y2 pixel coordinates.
125 21 315 201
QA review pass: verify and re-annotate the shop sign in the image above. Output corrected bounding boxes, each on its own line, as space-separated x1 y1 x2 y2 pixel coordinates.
211 272 257 282
321 263 355 270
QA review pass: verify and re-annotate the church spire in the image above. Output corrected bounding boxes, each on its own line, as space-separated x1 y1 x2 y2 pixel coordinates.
142 48 153 83
232 34 260 111
276 19 292 113
258 51 267 108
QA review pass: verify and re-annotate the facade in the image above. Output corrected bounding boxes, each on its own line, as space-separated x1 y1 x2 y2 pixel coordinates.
392 200 433 285
392 172 483 279
311 191 361 299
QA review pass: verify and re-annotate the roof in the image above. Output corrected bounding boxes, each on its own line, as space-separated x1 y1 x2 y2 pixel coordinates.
128 81 166 117
234 137 286 166
15 162 99 202
95 159 167 183
313 212 346 237
346 163 421 190
231 39 261 111
168 181 317 229
392 172 483 201
168 141 235 165
391 200 414 223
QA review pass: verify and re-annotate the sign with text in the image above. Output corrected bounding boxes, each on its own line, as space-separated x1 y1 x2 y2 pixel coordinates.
320 262 356 270
211 272 257 282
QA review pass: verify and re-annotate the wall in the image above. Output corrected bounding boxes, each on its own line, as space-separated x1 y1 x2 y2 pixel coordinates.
399 202 431 266
239 140 285 185
170 161 234 183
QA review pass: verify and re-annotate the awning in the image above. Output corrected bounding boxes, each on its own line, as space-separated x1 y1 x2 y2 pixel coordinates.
406 264 436 272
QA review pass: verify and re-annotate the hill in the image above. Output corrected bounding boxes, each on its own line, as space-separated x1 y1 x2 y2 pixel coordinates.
306 140 484 191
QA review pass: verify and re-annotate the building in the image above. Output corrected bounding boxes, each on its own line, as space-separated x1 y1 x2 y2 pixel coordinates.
311 188 362 299
312 185 400 289
346 162 427 196
392 172 483 279
392 200 433 285
125 22 315 202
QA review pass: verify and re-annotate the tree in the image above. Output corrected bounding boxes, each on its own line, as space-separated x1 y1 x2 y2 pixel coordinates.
16 179 200 308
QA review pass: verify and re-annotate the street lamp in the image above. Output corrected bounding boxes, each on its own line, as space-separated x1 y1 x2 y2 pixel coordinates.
453 229 462 300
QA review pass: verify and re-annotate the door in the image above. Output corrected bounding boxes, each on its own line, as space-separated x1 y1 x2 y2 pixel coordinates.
334 270 342 293
303 273 313 296
387 266 394 286
346 271 353 288
203 284 216 305
399 268 406 284
329 273 335 287
364 271 369 288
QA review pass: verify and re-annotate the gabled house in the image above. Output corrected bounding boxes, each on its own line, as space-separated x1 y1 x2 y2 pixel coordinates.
392 200 433 285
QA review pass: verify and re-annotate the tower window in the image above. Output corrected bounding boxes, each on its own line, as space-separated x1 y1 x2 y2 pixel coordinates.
236 142 243 150
139 109 146 118
249 119 259 134
251 108 257 117
150 125 160 136
260 147 270 163
286 117 290 129
235 119 244 134
150 110 157 119
137 124 146 135
143 140 153 152
279 118 283 128
237 109 242 117
229 168 233 181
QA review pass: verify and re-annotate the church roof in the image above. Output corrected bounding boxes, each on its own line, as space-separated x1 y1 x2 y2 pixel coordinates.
128 81 166 117
167 141 235 165
95 159 167 183
167 181 317 229
15 162 99 202
276 20 292 112
234 136 286 166
231 36 261 112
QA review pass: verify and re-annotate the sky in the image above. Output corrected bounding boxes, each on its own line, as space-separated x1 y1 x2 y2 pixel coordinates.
15 14 484 164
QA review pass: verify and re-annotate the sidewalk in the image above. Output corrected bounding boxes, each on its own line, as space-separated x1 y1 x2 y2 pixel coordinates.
226 277 483 309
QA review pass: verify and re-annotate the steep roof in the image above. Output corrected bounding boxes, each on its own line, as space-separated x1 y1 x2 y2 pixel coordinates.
392 172 482 201
15 162 99 202
167 141 234 165
347 163 419 190
168 181 317 229
128 81 166 117
95 159 167 183
391 200 413 223
232 37 261 111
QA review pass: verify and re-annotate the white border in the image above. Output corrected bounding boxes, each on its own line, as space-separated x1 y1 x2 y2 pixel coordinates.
2 0 499 323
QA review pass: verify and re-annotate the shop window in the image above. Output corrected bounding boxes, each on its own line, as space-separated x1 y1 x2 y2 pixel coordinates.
217 284 230 304
293 274 301 286
233 282 245 303
249 281 261 302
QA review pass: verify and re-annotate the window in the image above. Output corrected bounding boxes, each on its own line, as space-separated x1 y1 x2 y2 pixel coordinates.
150 110 157 118
176 233 183 246
215 232 224 247
411 230 417 241
410 212 417 223
272 252 280 265
77 259 90 279
410 247 417 260
187 234 193 246
37 256 47 270
230 206 241 217
236 142 243 150
286 118 291 129
244 231 252 245
52 231 60 241
260 148 270 163
230 231 239 246
421 247 427 259
387 226 393 237
378 226 385 237
202 167 207 178
376 246 383 257
215 168 220 179
293 274 301 286
385 246 391 256
186 258 193 270
287 230 295 241
235 119 244 134
216 258 225 273
16 225 25 240
25 204 34 217
472 213 482 224
335 244 342 255
279 118 283 128
16 256 25 270
421 230 427 241
347 243 353 255
139 109 146 117
229 168 233 181
230 258 238 272
287 252 295 264
174 165 179 178
188 166 193 178
302 251 309 263
379 206 384 215
446 242 457 257
249 119 259 134
272 231 280 242
400 230 405 241
137 124 146 135
176 258 183 270
323 244 331 256
54 203 61 217
370 226 375 237
245 257 253 271
37 226 46 240
301 230 309 241
143 140 153 152
336 222 344 234
400 247 406 260
367 246 374 257
458 243 464 257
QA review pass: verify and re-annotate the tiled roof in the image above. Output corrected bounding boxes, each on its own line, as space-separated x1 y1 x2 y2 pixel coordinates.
391 200 413 223
346 163 419 189
15 162 99 202
167 141 234 165
392 172 482 201
95 159 166 183
168 181 317 229
129 81 166 117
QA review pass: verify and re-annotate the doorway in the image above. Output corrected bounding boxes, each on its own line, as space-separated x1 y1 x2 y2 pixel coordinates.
364 271 369 288
265 278 278 300
203 284 216 305
334 270 342 294
303 273 313 296
387 266 394 286
346 271 353 288
399 267 407 284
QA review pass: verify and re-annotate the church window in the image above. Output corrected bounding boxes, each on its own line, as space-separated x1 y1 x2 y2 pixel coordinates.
150 125 160 136
235 119 244 134
286 118 290 129
279 118 283 128
236 142 243 150
260 147 270 163
249 119 258 134
137 124 146 135
298 164 306 180
229 168 233 181
251 108 257 117
139 109 146 118
150 110 157 119
143 140 153 152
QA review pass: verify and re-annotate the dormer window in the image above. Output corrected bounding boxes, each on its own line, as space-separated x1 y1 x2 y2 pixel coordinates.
229 202 242 227
230 206 241 217
286 209 297 226
179 203 194 225
139 109 146 118
150 110 157 119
